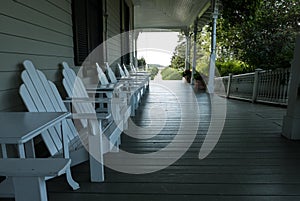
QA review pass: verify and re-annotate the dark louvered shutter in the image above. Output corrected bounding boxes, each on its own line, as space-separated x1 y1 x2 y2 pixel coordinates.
72 0 103 65
122 1 130 65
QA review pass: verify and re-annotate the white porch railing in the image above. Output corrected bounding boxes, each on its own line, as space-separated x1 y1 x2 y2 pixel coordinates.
215 68 291 105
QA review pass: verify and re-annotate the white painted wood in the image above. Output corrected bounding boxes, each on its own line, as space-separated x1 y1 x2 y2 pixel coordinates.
1 144 7 158
88 128 104 182
118 63 126 77
101 63 142 116
133 0 211 29
252 69 261 103
283 36 300 139
123 64 131 77
13 177 47 201
20 60 122 183
96 63 111 85
0 112 79 191
0 158 71 177
17 144 26 158
20 73 64 153
0 158 71 201
19 60 84 186
24 140 36 158
107 63 144 97
0 177 14 198
105 62 118 84
218 68 290 106
62 62 127 151
97 63 134 121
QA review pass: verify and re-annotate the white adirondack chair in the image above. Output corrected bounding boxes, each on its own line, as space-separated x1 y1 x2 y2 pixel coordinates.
123 63 150 90
119 63 148 88
106 62 146 88
130 62 149 74
123 63 131 77
98 63 143 116
19 60 113 183
62 62 130 148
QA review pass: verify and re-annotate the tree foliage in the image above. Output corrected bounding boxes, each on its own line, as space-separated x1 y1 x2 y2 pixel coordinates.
218 0 300 69
171 0 300 76
170 26 212 75
137 57 146 68
170 34 186 70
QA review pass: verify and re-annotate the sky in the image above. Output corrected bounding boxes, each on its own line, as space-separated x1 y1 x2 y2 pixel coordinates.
137 32 179 66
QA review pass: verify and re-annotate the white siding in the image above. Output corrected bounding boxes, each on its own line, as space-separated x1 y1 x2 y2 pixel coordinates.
0 0 74 111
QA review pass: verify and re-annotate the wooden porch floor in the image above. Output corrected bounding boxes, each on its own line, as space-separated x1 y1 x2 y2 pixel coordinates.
31 81 300 200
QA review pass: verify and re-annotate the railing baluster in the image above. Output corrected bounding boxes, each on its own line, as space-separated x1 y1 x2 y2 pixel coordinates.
271 71 275 101
275 70 280 102
267 71 272 101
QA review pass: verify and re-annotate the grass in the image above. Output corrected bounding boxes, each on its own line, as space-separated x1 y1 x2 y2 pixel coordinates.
161 68 182 80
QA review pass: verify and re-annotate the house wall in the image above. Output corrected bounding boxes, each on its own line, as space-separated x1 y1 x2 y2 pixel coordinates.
0 0 134 111
0 0 74 111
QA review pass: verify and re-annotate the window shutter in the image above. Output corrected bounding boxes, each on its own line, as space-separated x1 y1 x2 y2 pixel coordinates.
72 0 103 65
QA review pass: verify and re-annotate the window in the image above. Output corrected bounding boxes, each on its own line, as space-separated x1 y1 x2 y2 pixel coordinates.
72 0 103 65
122 1 130 65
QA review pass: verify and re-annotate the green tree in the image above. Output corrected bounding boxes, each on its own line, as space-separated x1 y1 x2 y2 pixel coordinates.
218 0 300 69
170 34 186 70
138 57 146 68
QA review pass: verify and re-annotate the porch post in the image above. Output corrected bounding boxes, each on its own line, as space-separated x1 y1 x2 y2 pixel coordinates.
252 68 262 103
208 0 219 93
226 73 232 98
282 36 300 139
191 18 198 85
134 31 139 68
184 30 191 70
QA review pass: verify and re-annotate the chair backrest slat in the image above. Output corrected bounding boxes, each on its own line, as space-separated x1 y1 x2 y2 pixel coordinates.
105 62 118 84
118 64 126 77
123 64 130 77
62 62 98 128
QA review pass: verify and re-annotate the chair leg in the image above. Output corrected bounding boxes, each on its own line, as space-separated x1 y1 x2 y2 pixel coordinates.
66 168 80 190
130 95 136 116
89 133 104 182
110 137 120 153
13 177 47 201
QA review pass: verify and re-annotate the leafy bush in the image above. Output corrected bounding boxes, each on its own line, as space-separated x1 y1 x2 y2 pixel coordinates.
161 68 182 80
193 70 203 81
147 66 159 80
138 57 146 69
216 60 254 76
170 53 185 70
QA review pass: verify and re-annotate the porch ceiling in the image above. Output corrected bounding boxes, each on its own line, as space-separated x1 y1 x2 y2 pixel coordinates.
132 0 212 31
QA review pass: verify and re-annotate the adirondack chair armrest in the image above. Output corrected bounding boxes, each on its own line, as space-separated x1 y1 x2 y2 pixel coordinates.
71 113 111 120
85 83 117 92
65 97 126 106
65 97 111 104
0 158 71 201
0 158 71 177
130 73 150 76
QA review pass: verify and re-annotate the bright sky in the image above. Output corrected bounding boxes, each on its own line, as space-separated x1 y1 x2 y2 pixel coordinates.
137 32 179 66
